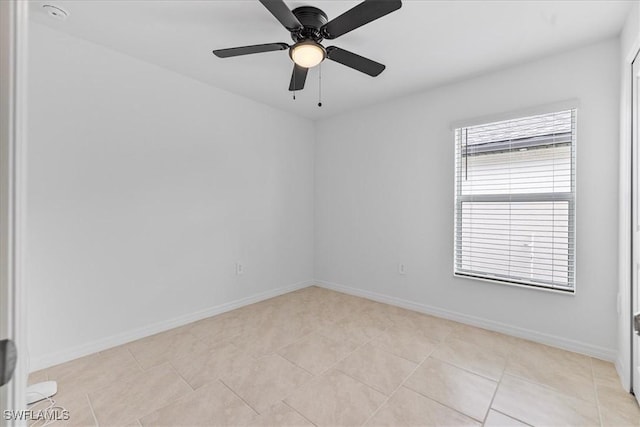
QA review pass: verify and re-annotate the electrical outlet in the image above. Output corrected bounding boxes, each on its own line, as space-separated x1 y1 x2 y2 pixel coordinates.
398 263 406 275
236 262 244 276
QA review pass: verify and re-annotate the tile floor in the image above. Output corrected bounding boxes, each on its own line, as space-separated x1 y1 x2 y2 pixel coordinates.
28 286 639 426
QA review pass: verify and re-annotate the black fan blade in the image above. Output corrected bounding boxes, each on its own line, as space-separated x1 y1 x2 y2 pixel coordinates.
213 42 289 58
289 64 308 91
326 46 385 76
259 0 303 31
322 0 402 40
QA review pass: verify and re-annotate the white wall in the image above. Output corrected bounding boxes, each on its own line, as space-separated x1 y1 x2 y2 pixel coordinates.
315 39 620 360
27 20 623 370
26 23 315 369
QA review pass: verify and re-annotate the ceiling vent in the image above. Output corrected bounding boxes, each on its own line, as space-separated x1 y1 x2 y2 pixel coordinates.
42 5 69 21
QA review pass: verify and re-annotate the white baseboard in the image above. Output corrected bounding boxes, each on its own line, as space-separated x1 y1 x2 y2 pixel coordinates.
31 278 619 371
316 280 618 362
29 280 314 371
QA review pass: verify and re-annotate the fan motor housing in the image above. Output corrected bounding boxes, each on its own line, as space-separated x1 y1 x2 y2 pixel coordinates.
291 6 328 42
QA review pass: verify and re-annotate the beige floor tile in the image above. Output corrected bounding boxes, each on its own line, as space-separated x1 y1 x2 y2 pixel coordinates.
220 354 312 413
483 410 530 426
46 347 141 395
139 380 257 426
228 328 286 359
278 331 358 375
233 300 275 322
404 357 497 421
492 374 600 426
244 402 314 426
355 305 398 327
336 343 417 395
88 363 192 425
28 370 48 385
286 305 325 322
357 300 410 317
319 314 387 346
126 327 210 370
242 302 302 328
370 326 438 363
29 389 96 427
592 357 622 387
390 311 457 342
231 316 310 358
448 325 514 357
596 379 640 425
506 339 596 403
285 369 386 427
318 299 366 321
187 312 246 347
295 309 340 332
600 406 640 427
30 288 640 427
286 287 344 309
171 340 253 390
431 337 507 380
365 386 479 427
510 339 591 373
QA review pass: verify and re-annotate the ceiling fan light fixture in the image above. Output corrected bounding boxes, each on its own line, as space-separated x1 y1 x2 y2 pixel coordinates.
212 0 402 92
290 40 325 68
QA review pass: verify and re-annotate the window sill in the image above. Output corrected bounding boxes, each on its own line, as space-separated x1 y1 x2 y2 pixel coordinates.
453 272 576 295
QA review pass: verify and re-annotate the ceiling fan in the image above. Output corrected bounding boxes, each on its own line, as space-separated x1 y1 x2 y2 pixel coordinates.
212 0 402 92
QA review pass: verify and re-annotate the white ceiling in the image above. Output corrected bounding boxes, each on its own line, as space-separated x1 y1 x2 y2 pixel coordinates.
30 0 632 120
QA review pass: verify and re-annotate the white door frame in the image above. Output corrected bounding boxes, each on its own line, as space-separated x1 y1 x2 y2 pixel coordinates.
0 0 28 422
623 8 640 390
632 50 640 400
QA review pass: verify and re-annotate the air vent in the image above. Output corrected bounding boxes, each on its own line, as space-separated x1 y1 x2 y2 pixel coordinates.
42 5 69 20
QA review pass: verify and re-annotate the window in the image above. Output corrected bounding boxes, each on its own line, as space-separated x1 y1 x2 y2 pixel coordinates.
454 109 576 292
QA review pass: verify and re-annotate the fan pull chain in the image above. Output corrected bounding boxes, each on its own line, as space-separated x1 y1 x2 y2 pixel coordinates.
318 64 322 107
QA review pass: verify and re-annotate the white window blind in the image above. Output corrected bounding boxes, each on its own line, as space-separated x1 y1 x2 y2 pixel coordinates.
454 109 576 292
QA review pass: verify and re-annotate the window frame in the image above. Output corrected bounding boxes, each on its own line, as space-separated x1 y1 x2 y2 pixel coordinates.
452 107 577 294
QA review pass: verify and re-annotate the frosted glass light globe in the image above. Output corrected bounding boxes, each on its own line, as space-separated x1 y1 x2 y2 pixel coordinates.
290 41 325 68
